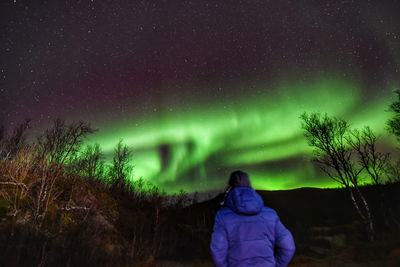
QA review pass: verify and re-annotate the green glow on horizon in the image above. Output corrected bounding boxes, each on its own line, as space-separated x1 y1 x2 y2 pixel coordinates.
249 165 338 191
87 76 397 193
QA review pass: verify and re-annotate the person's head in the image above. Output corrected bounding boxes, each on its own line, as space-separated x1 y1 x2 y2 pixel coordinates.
228 170 251 188
220 170 252 206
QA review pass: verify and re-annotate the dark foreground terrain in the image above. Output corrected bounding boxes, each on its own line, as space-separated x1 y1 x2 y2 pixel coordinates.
1 180 400 266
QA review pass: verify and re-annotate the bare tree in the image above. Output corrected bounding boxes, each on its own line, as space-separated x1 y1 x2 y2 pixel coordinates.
38 118 95 168
300 113 375 240
0 146 38 235
387 161 400 183
33 119 95 228
387 90 400 142
385 90 400 184
349 127 390 185
0 119 31 160
108 139 133 190
78 143 105 180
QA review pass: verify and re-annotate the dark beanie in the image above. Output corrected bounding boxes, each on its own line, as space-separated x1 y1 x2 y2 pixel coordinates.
229 170 251 188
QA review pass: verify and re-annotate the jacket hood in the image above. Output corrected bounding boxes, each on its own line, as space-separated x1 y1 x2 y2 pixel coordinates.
229 170 251 188
225 187 264 215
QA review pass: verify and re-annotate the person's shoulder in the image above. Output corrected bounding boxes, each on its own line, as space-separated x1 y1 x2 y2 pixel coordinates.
261 205 276 212
217 206 234 215
216 206 236 219
260 205 279 218
214 206 235 224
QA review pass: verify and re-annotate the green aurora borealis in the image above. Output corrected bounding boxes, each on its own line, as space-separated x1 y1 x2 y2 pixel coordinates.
88 76 398 192
2 1 399 193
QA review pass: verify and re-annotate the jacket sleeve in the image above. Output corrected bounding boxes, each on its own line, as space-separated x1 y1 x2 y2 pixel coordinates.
210 211 228 267
274 217 296 267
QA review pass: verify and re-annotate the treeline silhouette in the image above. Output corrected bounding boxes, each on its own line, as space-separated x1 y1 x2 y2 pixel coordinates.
0 119 212 266
0 92 399 266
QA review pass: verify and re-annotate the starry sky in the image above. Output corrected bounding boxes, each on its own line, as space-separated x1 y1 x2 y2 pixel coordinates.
1 0 400 193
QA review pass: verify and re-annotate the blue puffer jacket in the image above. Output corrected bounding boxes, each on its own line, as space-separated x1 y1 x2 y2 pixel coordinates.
211 187 295 267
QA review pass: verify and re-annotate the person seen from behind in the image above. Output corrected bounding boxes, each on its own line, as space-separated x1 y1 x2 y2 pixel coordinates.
211 170 295 267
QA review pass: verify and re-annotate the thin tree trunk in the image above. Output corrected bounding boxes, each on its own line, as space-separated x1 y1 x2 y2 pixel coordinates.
355 186 374 241
348 187 367 224
129 231 136 259
38 238 48 267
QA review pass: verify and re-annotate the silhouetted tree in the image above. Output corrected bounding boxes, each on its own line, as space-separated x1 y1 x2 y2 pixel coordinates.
109 139 133 190
387 90 400 142
0 119 31 160
349 127 397 228
386 91 400 183
80 143 105 180
300 113 375 240
33 119 95 228
349 127 390 185
387 162 400 183
38 118 95 168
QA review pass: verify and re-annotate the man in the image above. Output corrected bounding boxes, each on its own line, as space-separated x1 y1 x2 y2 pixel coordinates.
211 170 295 267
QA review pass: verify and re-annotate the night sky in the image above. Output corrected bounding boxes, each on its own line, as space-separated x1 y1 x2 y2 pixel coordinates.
1 0 400 193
